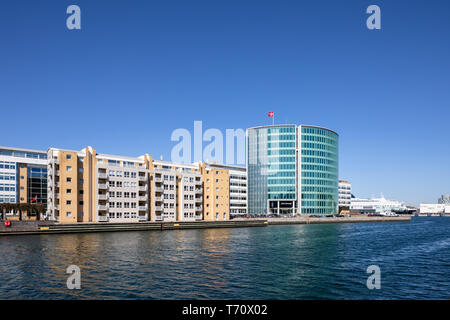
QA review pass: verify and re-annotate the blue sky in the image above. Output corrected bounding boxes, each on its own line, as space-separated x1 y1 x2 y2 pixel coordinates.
1 0 449 205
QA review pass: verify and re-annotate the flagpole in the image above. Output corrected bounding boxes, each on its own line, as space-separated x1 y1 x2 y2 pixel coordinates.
273 113 274 126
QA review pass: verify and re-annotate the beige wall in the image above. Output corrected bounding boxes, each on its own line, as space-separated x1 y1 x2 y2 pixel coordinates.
201 164 229 221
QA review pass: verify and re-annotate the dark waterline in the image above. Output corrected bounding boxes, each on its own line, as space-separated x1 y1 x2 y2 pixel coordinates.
0 217 449 299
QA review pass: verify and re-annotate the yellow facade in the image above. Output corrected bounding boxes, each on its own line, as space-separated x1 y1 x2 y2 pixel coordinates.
200 163 229 221
47 146 231 223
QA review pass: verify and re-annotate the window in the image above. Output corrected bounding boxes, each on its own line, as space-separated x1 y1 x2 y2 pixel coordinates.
66 200 71 205
67 177 72 182
66 154 71 160
67 189 72 194
66 166 72 171
66 212 72 217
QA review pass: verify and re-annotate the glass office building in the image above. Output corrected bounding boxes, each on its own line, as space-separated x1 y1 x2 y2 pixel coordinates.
247 125 338 215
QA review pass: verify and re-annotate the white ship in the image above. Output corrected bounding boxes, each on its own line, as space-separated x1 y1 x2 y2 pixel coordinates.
350 195 407 216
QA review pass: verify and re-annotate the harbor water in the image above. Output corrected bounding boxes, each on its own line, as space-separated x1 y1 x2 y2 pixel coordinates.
0 217 449 299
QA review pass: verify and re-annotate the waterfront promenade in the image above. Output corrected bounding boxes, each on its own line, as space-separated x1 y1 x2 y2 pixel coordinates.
0 215 411 236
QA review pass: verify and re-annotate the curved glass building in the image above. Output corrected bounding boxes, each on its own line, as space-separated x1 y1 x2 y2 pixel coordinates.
247 125 338 215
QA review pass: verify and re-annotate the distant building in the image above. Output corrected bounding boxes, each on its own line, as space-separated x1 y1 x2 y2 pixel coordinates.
420 203 450 215
438 195 450 204
338 180 351 214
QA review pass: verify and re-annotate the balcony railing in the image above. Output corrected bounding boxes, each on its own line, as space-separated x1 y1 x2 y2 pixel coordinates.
154 206 163 211
97 204 109 211
98 183 108 189
97 215 109 222
155 215 163 221
138 175 147 181
139 205 148 211
97 172 107 179
138 186 147 191
98 194 108 200
138 196 147 201
154 196 163 202
154 176 163 183
154 187 163 193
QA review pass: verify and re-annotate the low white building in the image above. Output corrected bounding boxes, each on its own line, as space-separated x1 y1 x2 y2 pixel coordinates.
420 203 450 215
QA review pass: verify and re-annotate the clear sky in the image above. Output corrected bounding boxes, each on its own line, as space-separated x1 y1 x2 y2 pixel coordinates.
1 0 449 205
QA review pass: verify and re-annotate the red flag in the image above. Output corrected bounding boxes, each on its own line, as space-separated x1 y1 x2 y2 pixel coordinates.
31 195 37 203
268 112 274 117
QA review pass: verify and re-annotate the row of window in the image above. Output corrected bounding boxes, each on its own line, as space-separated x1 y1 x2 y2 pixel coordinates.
267 134 295 141
0 150 47 159
301 142 337 152
301 157 337 166
0 184 15 192
267 127 296 134
302 134 337 146
109 181 138 188
108 170 138 178
302 179 337 186
0 174 15 180
302 172 337 179
109 191 137 198
301 127 336 138
109 212 138 219
110 202 137 208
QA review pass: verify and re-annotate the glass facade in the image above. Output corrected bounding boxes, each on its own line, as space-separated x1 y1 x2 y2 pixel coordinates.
247 124 338 215
300 126 338 214
247 125 297 215
27 166 48 210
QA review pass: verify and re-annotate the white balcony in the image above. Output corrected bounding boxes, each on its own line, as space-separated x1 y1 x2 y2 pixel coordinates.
138 175 147 182
97 204 109 211
98 183 108 190
97 215 109 222
139 205 148 211
154 196 163 202
154 187 163 193
139 196 147 201
195 197 202 202
97 162 107 168
154 176 163 183
195 189 202 194
195 206 202 211
98 194 108 200
154 206 163 211
155 215 163 221
138 186 147 191
97 172 107 179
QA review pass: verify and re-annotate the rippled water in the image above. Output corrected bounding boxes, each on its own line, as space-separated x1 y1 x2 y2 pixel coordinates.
0 217 449 299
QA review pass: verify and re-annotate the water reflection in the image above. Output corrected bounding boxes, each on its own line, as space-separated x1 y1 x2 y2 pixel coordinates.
0 218 449 299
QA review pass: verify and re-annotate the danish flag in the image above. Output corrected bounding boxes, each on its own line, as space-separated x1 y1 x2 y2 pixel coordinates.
268 112 274 117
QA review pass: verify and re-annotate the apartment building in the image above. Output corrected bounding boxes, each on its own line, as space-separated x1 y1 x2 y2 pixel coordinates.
200 163 230 221
204 161 247 216
0 146 48 220
46 146 215 223
145 159 203 222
